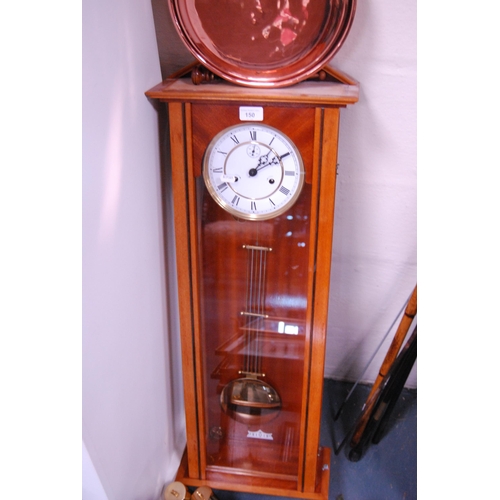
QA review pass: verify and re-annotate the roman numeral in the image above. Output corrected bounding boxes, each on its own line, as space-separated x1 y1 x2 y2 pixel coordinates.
230 135 239 144
212 167 223 173
279 186 290 196
251 201 257 211
216 149 227 155
250 130 257 140
218 182 229 193
285 170 295 176
231 195 240 206
269 198 275 206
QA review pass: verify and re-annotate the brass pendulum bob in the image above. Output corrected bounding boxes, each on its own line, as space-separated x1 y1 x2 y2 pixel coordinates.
220 244 281 424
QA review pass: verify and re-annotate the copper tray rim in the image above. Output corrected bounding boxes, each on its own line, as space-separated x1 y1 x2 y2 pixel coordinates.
168 0 357 88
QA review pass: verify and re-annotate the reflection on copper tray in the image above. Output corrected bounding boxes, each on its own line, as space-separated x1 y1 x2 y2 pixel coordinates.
168 0 357 87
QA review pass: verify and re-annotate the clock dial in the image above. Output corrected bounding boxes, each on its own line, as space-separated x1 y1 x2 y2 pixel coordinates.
203 123 304 220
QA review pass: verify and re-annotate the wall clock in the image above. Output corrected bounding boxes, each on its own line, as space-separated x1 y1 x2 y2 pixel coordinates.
146 2 358 499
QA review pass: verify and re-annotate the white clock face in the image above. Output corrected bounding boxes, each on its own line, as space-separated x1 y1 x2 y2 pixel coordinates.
203 123 305 220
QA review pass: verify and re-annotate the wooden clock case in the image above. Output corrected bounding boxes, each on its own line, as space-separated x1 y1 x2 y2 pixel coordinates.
146 64 358 500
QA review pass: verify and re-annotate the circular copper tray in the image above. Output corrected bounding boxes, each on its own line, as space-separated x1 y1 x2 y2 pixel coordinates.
168 0 356 88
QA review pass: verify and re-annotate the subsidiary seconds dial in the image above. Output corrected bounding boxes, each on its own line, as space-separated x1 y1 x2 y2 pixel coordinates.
203 123 305 220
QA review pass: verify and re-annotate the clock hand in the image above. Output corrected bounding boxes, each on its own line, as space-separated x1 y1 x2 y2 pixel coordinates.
256 150 273 168
249 151 289 176
256 156 280 170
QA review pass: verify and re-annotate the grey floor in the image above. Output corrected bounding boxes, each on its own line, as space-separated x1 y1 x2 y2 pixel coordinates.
211 378 417 500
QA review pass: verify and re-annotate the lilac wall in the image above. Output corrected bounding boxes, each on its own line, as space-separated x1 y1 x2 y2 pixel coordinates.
325 2 417 386
83 0 185 498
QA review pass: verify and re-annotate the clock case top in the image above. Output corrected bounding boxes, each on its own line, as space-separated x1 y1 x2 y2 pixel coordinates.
146 65 358 500
146 62 358 106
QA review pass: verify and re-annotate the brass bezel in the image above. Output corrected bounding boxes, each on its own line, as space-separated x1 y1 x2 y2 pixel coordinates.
203 123 305 221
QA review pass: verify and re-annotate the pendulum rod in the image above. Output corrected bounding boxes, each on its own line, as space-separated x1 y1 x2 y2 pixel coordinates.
219 243 281 423
241 244 271 377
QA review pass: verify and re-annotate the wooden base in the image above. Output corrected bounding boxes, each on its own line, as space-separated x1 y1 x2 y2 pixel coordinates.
175 446 331 500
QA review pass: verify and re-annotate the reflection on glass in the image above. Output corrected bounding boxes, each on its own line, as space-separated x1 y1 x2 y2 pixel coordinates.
198 181 312 479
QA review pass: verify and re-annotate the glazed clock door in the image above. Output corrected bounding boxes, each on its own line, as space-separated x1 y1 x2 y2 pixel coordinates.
190 103 321 483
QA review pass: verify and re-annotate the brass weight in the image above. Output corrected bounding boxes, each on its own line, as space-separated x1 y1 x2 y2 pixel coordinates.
163 481 191 500
192 486 218 500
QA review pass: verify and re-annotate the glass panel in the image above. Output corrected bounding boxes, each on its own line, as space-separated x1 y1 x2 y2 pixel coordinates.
198 179 312 479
